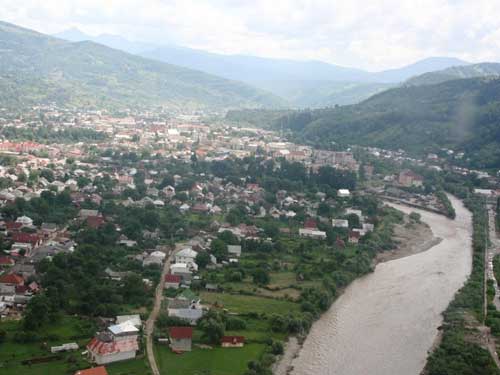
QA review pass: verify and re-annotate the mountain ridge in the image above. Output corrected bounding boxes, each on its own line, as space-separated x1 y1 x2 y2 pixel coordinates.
0 20 283 111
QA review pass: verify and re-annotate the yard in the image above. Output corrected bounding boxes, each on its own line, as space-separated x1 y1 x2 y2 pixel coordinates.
155 343 266 375
200 292 300 315
0 314 150 375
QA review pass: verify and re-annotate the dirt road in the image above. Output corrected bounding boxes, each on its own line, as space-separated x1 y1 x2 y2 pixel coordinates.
145 249 174 375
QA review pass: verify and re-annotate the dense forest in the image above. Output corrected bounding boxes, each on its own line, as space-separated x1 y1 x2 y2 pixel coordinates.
231 77 500 169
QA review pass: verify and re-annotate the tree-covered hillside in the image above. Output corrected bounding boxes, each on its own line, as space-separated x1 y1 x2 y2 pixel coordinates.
265 77 500 169
406 63 500 86
0 21 283 110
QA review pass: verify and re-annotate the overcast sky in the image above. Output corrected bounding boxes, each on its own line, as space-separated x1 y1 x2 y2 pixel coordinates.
2 0 500 71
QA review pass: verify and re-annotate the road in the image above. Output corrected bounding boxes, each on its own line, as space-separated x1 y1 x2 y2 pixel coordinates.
145 248 175 375
483 207 500 368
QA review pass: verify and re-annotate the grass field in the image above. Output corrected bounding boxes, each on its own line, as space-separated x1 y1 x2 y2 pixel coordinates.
107 357 151 375
200 292 299 315
155 343 266 375
0 316 94 375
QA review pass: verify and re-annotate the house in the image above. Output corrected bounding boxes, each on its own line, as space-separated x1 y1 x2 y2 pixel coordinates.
74 366 109 375
221 336 245 348
303 218 318 230
332 219 349 228
175 248 198 266
15 216 33 227
337 189 351 198
79 209 100 219
205 283 218 292
398 169 424 187
0 273 24 287
164 274 181 289
170 263 194 282
115 315 142 328
169 327 193 352
143 251 166 267
227 245 242 258
41 223 58 237
348 231 361 244
299 228 327 240
51 342 79 353
86 216 105 229
0 256 15 267
87 321 139 365
167 298 203 324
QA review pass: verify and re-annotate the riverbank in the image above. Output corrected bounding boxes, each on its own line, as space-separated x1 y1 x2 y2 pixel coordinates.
279 195 472 375
274 207 445 375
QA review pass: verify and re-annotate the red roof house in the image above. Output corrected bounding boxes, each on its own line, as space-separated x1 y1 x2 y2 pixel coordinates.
12 232 42 247
169 327 193 352
0 256 15 266
86 216 105 229
304 218 318 230
0 273 24 286
74 366 109 375
164 274 181 289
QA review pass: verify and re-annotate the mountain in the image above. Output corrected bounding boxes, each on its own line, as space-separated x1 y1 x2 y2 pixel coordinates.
54 29 470 108
406 62 500 86
54 27 159 54
0 21 283 110
266 77 500 169
369 57 469 82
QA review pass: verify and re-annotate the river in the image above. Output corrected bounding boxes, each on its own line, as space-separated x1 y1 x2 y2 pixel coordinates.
290 195 472 375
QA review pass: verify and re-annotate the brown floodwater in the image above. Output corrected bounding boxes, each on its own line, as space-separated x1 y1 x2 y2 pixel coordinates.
290 195 472 375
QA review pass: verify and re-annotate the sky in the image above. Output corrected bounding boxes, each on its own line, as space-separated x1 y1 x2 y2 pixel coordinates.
2 0 500 71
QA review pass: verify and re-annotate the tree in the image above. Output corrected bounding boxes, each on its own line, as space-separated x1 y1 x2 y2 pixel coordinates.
253 268 270 285
23 294 51 330
210 239 228 261
199 312 225 344
196 252 211 269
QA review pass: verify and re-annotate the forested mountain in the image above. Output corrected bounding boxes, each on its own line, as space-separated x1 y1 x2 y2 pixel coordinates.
263 77 500 169
54 28 469 107
406 63 500 86
0 21 283 110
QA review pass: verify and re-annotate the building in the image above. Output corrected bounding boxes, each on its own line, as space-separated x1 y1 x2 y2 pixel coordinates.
337 189 351 198
175 248 198 266
87 321 139 365
74 366 109 375
348 231 361 244
299 228 327 240
164 274 181 289
170 263 195 282
169 326 193 352
221 336 245 348
398 169 424 187
167 298 203 324
227 245 242 258
332 219 349 228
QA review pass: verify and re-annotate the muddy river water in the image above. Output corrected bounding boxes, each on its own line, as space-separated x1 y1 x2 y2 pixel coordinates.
290 195 472 375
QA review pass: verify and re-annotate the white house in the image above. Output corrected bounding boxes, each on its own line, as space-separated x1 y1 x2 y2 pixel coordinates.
337 189 351 198
332 219 349 228
299 228 327 240
227 245 242 258
15 216 33 227
175 248 198 266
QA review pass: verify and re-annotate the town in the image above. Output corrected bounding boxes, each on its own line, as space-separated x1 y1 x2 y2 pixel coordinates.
0 105 499 375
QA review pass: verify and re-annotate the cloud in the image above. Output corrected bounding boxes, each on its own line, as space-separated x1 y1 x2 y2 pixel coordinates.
2 0 500 70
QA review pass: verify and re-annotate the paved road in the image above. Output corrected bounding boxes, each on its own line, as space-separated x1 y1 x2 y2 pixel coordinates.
145 249 174 375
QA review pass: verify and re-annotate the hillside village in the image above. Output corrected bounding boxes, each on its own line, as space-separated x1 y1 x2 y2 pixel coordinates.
0 106 499 375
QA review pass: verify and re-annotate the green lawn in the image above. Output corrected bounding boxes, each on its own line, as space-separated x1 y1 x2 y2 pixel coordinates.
107 357 151 375
155 343 266 375
200 292 299 315
0 316 96 375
